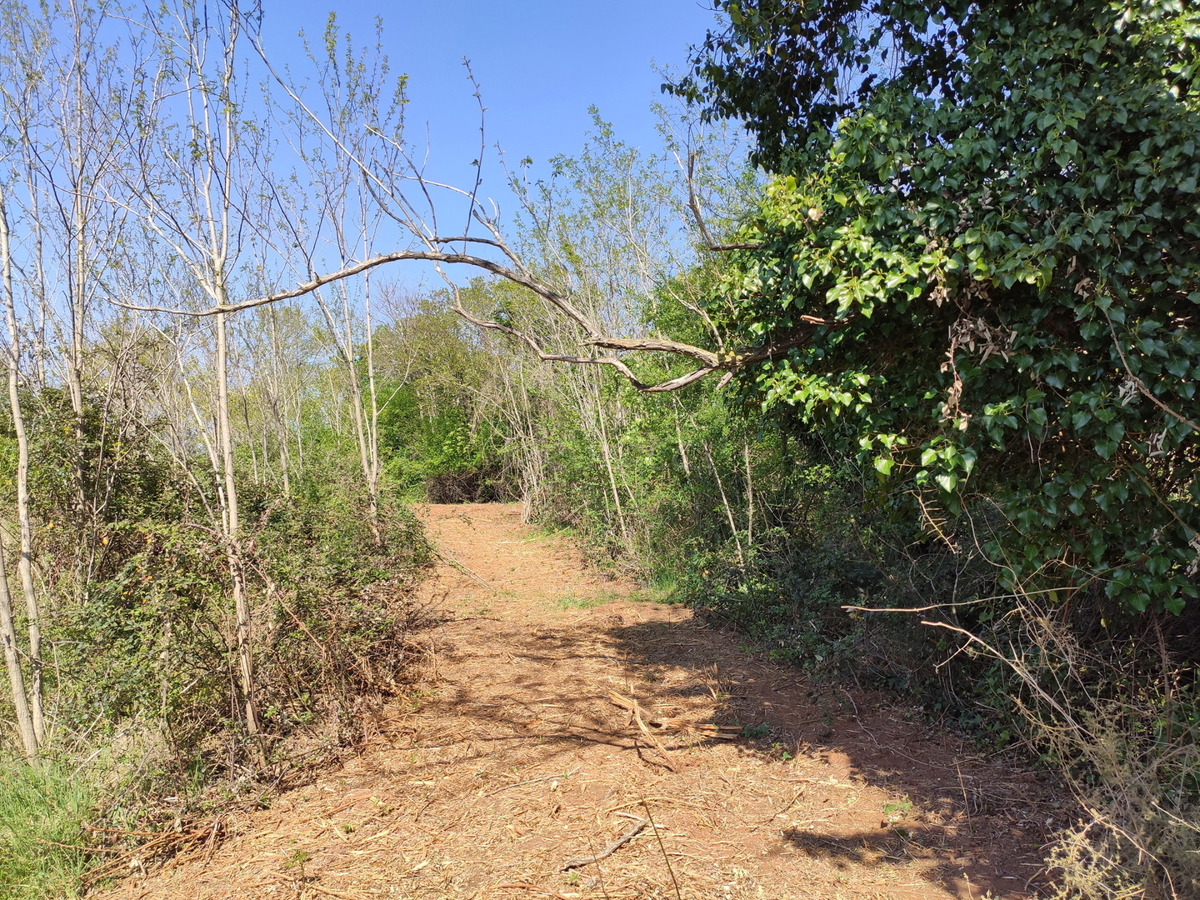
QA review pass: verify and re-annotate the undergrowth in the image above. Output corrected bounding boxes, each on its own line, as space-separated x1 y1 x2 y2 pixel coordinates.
2 464 436 895
544 418 1200 898
0 756 94 900
1003 601 1200 900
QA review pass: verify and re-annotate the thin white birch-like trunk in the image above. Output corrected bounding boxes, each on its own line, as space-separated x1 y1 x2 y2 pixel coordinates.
0 540 37 758
0 185 45 745
674 402 692 477
362 277 382 533
331 284 382 542
590 374 630 552
216 309 259 738
704 440 745 568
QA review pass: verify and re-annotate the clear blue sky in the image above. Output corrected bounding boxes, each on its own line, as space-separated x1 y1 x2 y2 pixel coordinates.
260 1 723 188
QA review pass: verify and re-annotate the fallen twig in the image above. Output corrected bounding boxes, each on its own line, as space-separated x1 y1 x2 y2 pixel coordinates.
607 691 739 741
629 699 681 772
435 548 496 590
562 817 648 870
642 800 682 900
307 884 376 900
486 765 582 797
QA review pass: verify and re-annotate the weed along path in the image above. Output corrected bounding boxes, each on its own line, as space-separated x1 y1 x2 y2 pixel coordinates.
99 503 1061 900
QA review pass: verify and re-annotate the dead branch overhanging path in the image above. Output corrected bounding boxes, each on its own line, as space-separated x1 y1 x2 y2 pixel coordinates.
90 15 851 399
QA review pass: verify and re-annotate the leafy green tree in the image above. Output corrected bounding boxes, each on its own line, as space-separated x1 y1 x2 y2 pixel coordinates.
677 0 1200 612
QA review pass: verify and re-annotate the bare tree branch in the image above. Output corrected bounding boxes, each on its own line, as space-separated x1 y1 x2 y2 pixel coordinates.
680 149 761 253
1104 308 1200 435
586 336 720 368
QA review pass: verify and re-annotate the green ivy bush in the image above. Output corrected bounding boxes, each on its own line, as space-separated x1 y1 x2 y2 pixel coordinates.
685 0 1200 614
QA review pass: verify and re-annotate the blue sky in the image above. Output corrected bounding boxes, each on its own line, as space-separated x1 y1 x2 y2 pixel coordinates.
260 1 722 189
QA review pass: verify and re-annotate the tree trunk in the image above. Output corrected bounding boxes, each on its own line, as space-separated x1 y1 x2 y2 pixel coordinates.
744 440 755 549
315 285 382 545
216 309 259 738
0 541 37 758
268 307 291 496
0 186 45 744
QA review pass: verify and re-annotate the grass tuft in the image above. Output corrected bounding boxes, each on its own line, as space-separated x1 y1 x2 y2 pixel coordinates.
0 755 94 900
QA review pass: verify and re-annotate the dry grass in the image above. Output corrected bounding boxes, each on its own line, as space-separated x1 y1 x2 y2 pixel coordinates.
937 595 1200 900
1036 674 1200 899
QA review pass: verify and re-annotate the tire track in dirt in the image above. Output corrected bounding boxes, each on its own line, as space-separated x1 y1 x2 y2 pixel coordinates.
98 503 1061 900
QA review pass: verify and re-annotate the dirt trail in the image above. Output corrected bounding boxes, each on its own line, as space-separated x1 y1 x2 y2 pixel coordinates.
102 503 1061 900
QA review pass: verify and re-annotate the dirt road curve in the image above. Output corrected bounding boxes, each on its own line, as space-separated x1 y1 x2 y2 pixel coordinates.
98 503 1060 900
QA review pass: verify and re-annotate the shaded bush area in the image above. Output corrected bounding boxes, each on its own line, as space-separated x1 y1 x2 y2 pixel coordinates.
425 468 505 504
7 394 431 759
522 377 1200 895
373 302 518 505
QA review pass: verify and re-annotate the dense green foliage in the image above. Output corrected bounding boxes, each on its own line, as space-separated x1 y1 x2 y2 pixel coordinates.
681 0 1200 614
374 302 509 502
670 0 970 168
0 390 430 755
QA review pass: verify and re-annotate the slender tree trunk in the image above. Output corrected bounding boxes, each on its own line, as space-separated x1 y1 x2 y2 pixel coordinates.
590 375 630 551
67 5 97 589
25 166 48 393
704 440 745 568
294 409 305 475
315 286 382 544
216 309 259 738
673 402 691 477
362 277 382 539
744 440 755 549
242 388 259 485
7 346 45 745
0 541 37 758
70 182 89 526
268 307 291 496
261 429 271 484
0 187 45 744
515 364 543 523
277 399 291 496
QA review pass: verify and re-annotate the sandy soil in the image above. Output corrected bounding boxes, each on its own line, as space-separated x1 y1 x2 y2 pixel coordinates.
96 503 1064 900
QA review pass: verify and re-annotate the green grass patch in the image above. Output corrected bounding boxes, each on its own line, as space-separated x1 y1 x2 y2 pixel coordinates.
628 583 679 605
554 592 615 610
553 585 677 610
0 755 95 899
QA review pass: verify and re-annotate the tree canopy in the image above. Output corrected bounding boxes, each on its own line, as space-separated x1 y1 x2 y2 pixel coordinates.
678 0 1200 612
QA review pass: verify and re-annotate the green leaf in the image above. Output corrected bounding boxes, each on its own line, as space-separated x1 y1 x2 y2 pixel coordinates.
935 473 958 493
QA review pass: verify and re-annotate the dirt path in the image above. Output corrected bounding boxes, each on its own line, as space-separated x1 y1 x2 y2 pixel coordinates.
102 503 1061 900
